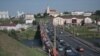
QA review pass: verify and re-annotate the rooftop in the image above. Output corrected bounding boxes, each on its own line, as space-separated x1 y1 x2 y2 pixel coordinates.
59 15 90 19
0 23 16 26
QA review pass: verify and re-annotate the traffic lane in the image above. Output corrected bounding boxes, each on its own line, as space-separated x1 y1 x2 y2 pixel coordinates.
47 25 97 56
56 40 65 56
47 28 65 56
58 28 100 55
46 29 65 56
56 35 82 56
62 36 92 56
56 29 95 56
46 25 100 56
61 33 100 56
62 30 100 55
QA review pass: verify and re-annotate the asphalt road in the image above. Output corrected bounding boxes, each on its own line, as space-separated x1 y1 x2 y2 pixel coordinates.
46 21 100 56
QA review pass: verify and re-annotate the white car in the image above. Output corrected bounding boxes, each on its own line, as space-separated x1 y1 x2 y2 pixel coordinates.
57 45 64 51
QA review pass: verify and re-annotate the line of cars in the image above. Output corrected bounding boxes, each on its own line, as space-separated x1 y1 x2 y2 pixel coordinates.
56 35 84 56
46 23 84 56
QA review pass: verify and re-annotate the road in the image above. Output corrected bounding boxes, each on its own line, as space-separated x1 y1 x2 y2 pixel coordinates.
56 26 100 56
46 21 100 56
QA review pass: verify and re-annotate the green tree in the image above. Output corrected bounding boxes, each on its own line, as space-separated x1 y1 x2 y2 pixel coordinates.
63 11 70 14
34 13 42 18
32 21 37 25
95 10 100 15
81 20 85 26
43 12 49 17
8 30 18 40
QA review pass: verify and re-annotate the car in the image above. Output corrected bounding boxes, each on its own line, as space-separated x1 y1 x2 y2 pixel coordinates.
76 46 84 52
59 39 64 43
57 45 64 51
56 37 64 42
65 46 81 56
65 51 81 56
65 46 72 51
60 41 66 46
60 39 64 42
61 31 63 34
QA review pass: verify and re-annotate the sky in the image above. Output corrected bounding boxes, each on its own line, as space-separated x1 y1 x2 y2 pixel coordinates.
0 0 100 16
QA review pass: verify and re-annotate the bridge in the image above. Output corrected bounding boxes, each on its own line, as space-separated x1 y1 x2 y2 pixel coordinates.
39 23 58 56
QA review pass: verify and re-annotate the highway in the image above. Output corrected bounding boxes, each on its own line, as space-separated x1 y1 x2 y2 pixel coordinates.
56 26 100 56
46 21 100 56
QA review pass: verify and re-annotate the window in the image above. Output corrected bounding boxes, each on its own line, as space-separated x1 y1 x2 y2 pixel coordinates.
72 19 77 23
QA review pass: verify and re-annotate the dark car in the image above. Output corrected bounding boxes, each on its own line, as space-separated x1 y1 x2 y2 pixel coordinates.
65 46 81 56
76 46 84 52
65 51 80 56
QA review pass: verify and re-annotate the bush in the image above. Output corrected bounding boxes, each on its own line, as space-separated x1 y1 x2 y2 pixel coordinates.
8 30 18 40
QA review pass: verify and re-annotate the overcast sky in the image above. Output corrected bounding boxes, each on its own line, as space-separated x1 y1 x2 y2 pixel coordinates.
0 0 100 16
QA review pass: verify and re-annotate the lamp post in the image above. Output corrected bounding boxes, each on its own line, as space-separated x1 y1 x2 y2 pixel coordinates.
54 25 56 48
52 18 58 56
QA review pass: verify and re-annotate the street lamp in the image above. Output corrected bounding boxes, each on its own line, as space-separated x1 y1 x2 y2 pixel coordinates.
53 21 57 49
52 18 58 56
54 25 56 48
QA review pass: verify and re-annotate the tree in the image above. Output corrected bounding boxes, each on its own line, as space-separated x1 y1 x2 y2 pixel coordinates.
8 30 18 40
34 13 42 18
43 12 49 17
81 20 85 26
63 11 70 14
32 21 37 25
95 10 100 15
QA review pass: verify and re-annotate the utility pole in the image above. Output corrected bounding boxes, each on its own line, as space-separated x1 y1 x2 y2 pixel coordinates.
54 25 56 48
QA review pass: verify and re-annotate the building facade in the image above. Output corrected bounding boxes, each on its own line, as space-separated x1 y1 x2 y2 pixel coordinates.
0 24 29 31
46 7 59 17
0 11 9 19
83 13 92 16
53 16 93 26
71 11 84 15
71 11 92 16
53 17 64 26
22 13 35 24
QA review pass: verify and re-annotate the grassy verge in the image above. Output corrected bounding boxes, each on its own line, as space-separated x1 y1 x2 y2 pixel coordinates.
0 32 47 56
66 25 100 38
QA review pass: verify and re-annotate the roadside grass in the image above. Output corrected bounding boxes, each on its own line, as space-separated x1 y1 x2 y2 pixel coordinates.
0 32 47 56
65 25 100 41
65 25 100 47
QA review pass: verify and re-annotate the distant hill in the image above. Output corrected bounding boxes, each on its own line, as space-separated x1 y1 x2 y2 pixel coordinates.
0 32 47 56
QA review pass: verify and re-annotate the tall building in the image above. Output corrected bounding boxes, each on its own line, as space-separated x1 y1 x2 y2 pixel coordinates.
0 11 9 19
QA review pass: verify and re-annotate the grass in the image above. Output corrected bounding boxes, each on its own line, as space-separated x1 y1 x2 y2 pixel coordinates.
65 25 100 48
0 32 47 56
67 25 100 38
18 27 37 40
